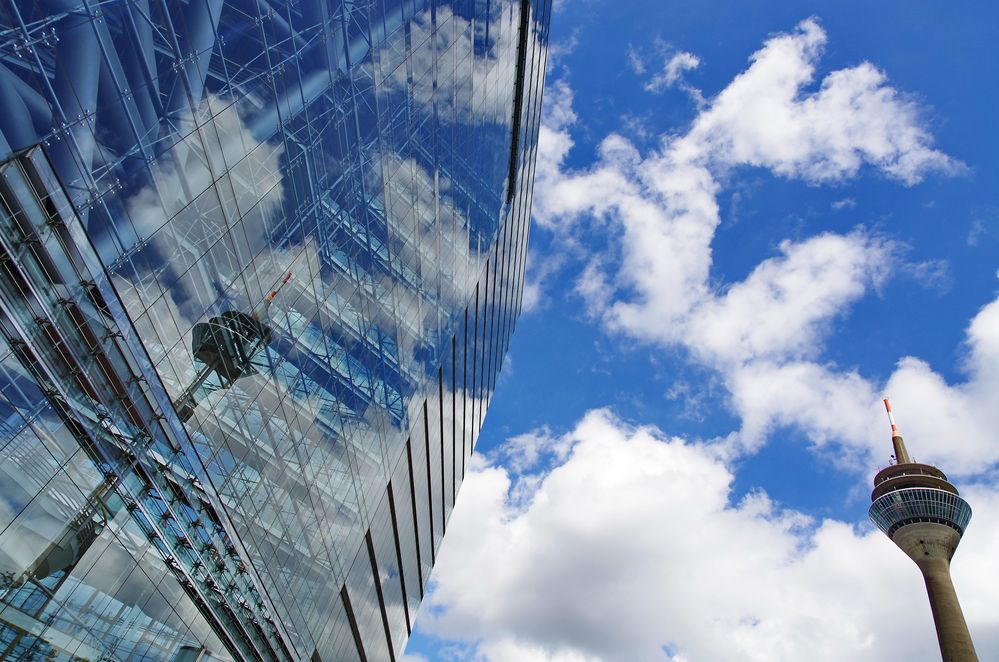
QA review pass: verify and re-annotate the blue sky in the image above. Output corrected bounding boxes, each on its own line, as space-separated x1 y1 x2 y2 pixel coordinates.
405 2 999 660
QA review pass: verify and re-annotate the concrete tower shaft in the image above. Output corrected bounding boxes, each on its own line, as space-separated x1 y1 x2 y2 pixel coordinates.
892 523 977 662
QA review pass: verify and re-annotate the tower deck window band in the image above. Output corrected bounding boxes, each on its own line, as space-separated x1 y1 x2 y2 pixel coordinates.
869 487 973 537
0 0 552 659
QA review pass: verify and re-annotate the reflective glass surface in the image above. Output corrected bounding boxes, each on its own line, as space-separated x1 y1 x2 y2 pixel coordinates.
869 488 973 537
0 0 550 659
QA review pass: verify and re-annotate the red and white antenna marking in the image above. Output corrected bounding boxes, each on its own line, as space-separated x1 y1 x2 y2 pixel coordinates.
883 398 898 436
266 272 293 303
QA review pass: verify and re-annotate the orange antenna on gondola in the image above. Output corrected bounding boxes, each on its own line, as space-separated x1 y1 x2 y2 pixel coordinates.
265 272 293 303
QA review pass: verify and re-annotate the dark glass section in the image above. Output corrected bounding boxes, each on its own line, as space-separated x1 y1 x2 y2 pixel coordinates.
0 0 550 658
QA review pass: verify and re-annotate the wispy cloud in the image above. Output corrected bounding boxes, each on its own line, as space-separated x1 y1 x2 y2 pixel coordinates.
967 206 998 247
521 249 569 313
626 44 646 75
645 51 701 93
549 28 581 70
628 41 705 105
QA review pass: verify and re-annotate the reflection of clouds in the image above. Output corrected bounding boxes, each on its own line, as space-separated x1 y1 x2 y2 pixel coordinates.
116 95 475 408
167 198 503 615
116 94 285 319
111 93 289 397
125 95 285 237
376 148 520 421
378 2 520 126
380 153 482 319
94 12 519 648
193 369 364 539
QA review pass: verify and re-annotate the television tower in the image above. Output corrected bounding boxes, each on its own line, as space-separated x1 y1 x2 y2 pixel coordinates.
869 399 979 662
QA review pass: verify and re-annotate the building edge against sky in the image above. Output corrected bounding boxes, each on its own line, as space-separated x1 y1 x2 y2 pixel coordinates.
0 0 551 659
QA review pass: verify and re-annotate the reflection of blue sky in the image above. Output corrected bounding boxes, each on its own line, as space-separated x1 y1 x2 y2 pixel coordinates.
2 0 512 270
2 0 538 658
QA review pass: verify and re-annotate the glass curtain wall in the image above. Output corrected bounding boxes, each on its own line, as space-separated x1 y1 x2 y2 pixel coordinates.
0 0 550 659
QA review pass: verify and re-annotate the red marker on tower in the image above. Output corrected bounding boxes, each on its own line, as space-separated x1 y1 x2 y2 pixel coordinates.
266 272 293 303
884 397 898 435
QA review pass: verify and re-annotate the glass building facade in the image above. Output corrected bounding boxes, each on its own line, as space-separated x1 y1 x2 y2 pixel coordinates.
0 0 550 658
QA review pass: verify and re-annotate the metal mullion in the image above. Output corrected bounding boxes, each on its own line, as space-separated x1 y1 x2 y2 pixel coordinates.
422 399 434 564
468 283 479 451
339 585 368 662
364 530 396 662
404 439 425 597
461 306 468 478
386 482 412 633
437 366 446 531
485 229 502 396
477 259 490 431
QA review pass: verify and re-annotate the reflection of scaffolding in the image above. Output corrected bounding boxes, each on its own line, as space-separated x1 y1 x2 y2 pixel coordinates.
168 273 374 584
0 0 427 233
12 477 115 588
0 148 295 661
0 418 115 603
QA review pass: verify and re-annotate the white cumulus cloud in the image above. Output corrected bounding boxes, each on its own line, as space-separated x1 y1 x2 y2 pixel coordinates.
727 295 999 472
418 411 999 661
685 231 894 366
536 18 960 341
420 19 999 661
528 18 981 470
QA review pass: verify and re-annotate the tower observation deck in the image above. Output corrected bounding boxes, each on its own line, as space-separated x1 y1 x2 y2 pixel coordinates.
868 400 978 662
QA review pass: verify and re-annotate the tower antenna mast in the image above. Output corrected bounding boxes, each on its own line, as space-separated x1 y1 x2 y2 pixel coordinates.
882 397 912 464
884 397 898 435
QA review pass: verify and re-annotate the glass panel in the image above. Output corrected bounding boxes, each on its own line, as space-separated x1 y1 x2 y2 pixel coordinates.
0 0 551 656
